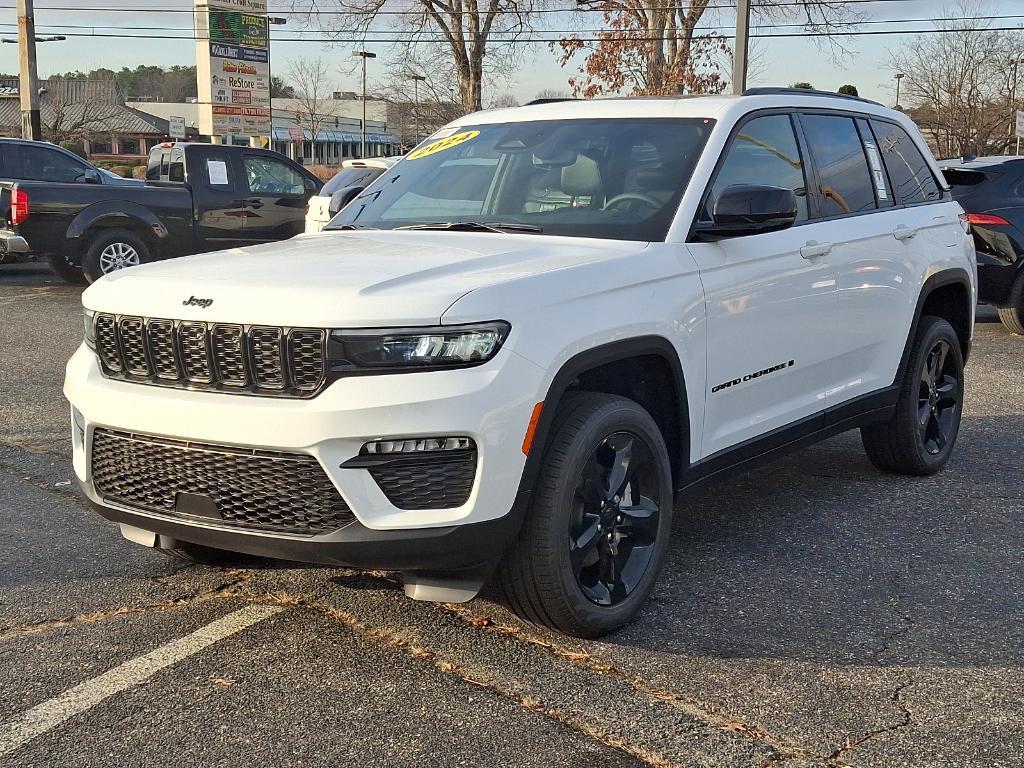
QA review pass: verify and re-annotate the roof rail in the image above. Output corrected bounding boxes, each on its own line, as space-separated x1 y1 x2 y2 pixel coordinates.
742 87 884 108
524 97 580 106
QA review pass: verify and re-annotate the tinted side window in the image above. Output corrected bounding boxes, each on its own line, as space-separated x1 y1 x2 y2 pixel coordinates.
869 120 941 205
19 145 89 183
145 151 163 181
708 114 809 222
243 155 305 195
168 149 185 183
203 154 235 190
323 167 384 195
801 114 877 217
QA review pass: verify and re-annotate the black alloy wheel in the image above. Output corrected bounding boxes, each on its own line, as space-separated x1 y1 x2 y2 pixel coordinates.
918 339 960 456
570 432 661 607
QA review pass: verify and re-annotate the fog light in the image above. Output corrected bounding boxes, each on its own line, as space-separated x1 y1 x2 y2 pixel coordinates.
362 436 474 455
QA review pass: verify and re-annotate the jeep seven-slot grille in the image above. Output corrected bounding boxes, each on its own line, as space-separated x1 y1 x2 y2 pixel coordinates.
93 313 326 397
90 429 354 535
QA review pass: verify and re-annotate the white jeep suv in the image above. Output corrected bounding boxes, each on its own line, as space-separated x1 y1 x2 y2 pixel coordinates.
65 90 976 637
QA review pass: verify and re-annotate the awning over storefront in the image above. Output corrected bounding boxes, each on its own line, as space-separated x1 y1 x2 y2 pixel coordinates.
271 127 396 144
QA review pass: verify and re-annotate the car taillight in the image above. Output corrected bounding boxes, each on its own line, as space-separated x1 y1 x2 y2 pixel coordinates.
11 189 29 225
965 212 1010 226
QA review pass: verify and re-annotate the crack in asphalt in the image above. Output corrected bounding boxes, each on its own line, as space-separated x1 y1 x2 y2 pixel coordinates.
829 678 914 762
0 570 253 641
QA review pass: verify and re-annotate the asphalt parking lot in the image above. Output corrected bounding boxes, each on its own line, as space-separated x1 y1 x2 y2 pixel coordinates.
1 261 1021 768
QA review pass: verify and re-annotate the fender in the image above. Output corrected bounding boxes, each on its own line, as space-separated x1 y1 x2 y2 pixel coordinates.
893 267 974 385
66 200 169 243
516 335 690 497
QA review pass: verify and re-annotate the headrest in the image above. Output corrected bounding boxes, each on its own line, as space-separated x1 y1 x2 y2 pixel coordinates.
561 153 603 198
633 167 670 190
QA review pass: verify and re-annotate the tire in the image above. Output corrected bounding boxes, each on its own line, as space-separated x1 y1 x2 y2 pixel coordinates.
498 392 674 638
81 228 151 284
996 273 1024 335
46 252 87 285
861 316 964 476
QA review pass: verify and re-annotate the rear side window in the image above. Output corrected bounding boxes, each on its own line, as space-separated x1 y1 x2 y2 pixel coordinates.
801 114 877 217
145 151 163 181
707 114 809 222
323 166 385 195
869 121 941 205
168 149 185 183
18 145 89 183
203 155 235 189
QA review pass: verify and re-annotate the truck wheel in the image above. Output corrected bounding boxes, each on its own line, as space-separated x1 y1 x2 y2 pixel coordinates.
861 316 964 476
81 229 151 283
46 253 87 285
996 273 1024 335
499 393 674 638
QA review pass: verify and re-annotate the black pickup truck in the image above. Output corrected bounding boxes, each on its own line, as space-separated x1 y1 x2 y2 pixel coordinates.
1 142 321 283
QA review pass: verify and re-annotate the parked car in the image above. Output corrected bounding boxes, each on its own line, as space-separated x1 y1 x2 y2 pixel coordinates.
0 138 143 266
940 156 1024 334
305 156 402 233
65 90 975 638
0 142 321 283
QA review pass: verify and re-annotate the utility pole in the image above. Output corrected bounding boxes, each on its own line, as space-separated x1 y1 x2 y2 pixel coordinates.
894 72 904 109
18 0 41 140
353 50 376 159
411 74 426 148
732 0 751 95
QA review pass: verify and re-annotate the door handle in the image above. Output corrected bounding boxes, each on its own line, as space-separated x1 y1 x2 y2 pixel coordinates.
892 225 918 241
800 240 832 259
236 198 264 209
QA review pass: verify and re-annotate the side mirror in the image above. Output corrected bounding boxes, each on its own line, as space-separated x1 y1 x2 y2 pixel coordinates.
79 169 102 185
329 185 365 216
304 177 319 194
694 184 798 239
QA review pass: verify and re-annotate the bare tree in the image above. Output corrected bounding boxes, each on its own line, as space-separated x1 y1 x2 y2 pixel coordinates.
291 0 539 113
285 57 342 139
372 53 465 147
489 93 520 108
889 1 1024 157
40 81 134 145
557 0 855 98
534 88 570 100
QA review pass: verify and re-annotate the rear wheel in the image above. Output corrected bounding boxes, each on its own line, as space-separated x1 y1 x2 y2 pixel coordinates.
81 228 151 283
499 393 674 638
46 253 87 285
996 273 1024 335
861 316 964 475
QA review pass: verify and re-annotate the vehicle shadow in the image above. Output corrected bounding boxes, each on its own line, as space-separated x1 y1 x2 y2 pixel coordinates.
604 415 1024 668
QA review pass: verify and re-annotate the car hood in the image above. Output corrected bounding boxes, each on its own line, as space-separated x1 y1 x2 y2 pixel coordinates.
82 230 645 327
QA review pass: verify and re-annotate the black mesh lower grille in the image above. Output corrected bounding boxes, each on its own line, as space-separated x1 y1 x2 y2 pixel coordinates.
368 451 477 510
91 429 354 535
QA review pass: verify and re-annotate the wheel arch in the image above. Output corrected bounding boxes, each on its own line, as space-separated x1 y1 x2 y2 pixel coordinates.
519 336 691 496
67 201 168 254
895 268 974 384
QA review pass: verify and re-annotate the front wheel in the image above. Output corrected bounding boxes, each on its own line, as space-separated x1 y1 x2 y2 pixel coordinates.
81 229 151 283
861 316 964 475
499 393 674 638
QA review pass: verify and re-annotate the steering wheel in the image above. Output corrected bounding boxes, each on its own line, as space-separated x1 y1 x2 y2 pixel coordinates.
602 192 662 213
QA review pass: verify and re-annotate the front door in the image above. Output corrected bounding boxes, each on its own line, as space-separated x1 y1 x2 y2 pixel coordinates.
193 149 251 251
238 153 311 241
687 112 838 459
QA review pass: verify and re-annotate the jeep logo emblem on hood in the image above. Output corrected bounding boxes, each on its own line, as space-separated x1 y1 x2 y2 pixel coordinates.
182 296 214 308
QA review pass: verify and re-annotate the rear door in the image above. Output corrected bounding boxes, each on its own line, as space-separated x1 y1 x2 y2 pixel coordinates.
238 152 312 241
189 147 251 251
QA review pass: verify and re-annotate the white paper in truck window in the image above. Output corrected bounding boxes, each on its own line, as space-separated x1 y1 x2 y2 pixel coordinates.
207 159 229 186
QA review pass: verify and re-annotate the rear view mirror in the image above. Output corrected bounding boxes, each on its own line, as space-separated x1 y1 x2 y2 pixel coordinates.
329 186 365 216
694 184 798 239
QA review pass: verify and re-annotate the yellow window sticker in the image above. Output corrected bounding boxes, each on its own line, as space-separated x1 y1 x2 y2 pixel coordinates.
407 130 479 160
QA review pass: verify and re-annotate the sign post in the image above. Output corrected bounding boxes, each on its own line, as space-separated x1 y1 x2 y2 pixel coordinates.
194 0 271 144
1015 110 1024 156
169 116 187 140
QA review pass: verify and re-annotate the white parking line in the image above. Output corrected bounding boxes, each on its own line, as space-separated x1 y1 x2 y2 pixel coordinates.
0 603 284 757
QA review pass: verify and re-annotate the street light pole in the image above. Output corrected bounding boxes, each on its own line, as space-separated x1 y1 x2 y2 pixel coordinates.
894 72 905 110
732 0 751 95
17 0 41 140
410 74 426 148
353 50 376 159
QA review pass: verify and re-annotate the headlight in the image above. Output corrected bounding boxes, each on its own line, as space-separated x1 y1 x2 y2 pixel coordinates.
328 322 511 373
83 310 97 349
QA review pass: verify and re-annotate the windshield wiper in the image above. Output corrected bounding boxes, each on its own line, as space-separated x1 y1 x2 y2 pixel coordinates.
396 221 543 234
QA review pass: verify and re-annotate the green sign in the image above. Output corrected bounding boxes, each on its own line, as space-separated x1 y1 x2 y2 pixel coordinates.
209 10 268 48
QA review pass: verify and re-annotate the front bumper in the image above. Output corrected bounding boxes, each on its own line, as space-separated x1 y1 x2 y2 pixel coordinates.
0 229 30 255
66 342 545 566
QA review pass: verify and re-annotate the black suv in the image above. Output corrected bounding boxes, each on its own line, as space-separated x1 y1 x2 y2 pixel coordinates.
940 156 1024 333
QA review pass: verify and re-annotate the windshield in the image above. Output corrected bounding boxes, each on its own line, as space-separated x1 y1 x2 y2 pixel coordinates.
328 118 714 241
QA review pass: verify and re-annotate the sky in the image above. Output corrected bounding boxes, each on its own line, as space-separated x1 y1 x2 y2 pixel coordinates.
0 0 1020 107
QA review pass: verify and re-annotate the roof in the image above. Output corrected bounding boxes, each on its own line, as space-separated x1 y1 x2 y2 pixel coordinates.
937 156 1024 169
0 87 168 135
452 92 906 129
